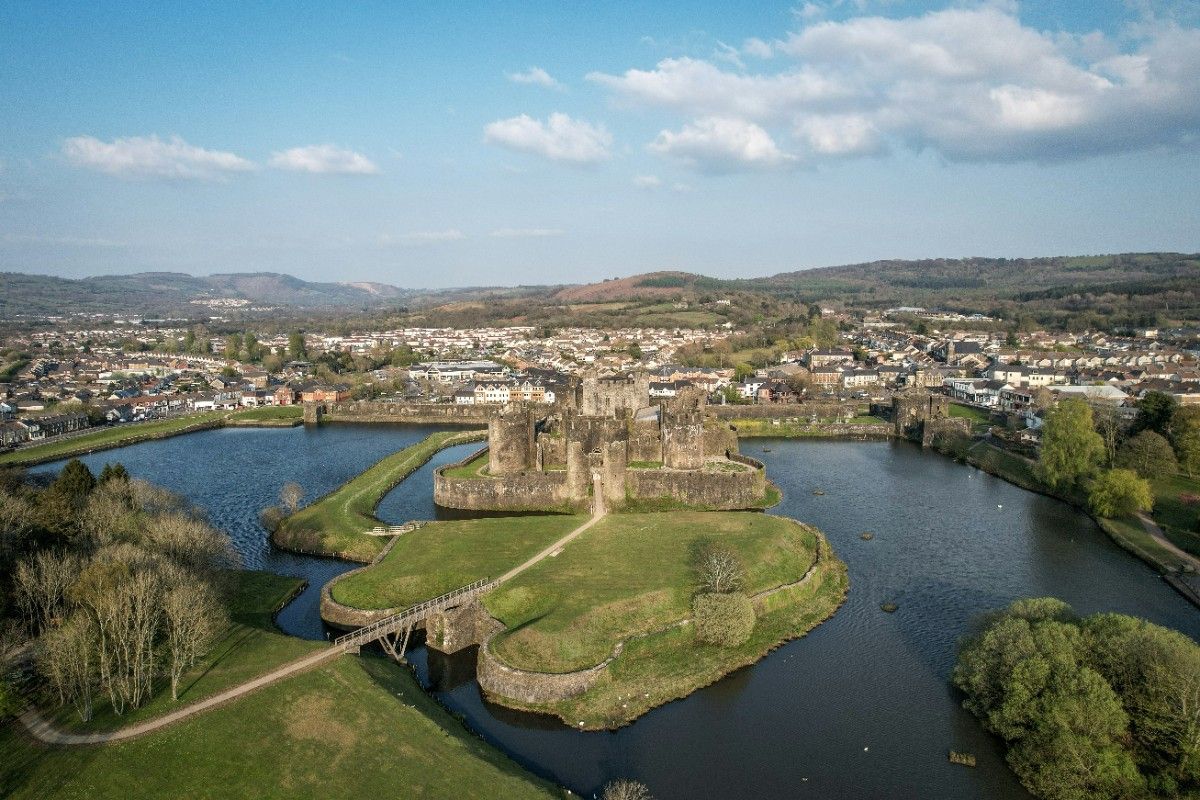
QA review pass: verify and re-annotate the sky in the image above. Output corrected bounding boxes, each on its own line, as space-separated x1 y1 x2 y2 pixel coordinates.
1 0 1198 289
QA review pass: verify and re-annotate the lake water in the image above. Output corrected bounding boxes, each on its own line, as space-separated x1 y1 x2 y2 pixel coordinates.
35 429 1200 799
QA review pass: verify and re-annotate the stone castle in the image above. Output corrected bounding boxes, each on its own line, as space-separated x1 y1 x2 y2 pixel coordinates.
434 372 770 512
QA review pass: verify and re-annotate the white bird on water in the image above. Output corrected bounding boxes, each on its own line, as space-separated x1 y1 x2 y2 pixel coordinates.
997 504 1003 509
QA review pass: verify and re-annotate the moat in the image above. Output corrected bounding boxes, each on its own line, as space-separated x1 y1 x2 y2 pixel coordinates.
35 427 1200 800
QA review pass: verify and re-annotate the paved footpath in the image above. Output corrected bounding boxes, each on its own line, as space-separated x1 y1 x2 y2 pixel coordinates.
19 645 341 745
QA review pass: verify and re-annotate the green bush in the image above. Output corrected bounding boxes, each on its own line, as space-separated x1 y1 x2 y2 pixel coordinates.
1088 469 1154 518
692 592 755 647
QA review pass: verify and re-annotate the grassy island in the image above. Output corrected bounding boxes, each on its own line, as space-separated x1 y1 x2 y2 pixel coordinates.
274 429 485 561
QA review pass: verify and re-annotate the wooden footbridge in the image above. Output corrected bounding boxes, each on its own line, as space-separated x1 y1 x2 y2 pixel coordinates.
333 577 496 660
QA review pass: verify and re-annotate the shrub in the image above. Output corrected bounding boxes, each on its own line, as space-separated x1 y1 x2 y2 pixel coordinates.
693 592 755 647
692 541 746 594
259 505 284 533
1088 469 1154 519
602 779 654 800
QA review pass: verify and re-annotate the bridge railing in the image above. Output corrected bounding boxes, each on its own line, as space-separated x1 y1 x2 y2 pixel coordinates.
334 577 495 649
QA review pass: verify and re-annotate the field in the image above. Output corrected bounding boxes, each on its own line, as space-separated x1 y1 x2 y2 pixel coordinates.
1149 473 1200 557
948 403 992 430
484 512 819 673
225 405 303 424
728 417 889 438
331 514 587 610
274 429 484 561
0 656 559 800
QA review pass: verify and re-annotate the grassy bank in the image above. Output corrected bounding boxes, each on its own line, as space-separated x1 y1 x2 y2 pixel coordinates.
0 407 310 467
621 482 781 512
274 429 485 562
441 449 490 479
331 514 587 610
729 417 890 438
49 571 320 734
1 654 561 800
1149 473 1200 557
484 512 820 674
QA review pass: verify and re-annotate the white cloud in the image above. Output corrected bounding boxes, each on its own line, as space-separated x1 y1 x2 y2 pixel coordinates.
650 117 796 172
743 37 774 59
632 174 662 188
589 5 1200 166
506 66 564 90
269 144 379 174
380 229 466 246
483 113 612 163
713 41 745 69
62 135 255 179
489 228 564 238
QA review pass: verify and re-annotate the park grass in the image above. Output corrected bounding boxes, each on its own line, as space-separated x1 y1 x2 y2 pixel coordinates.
49 571 321 734
0 655 561 800
948 403 993 433
483 512 819 674
729 417 891 438
274 429 484 562
1096 516 1192 573
0 412 227 466
1149 473 1200 557
331 514 587 610
440 449 490 479
226 405 303 424
487 524 849 729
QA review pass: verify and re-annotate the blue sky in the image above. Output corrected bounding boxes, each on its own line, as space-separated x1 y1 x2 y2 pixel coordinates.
1 1 1198 288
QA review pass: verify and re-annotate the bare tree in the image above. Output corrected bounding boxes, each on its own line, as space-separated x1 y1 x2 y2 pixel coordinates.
40 614 98 722
1091 402 1123 468
694 542 746 594
14 550 81 633
163 579 225 701
602 779 654 800
279 482 304 515
146 513 237 573
0 488 32 559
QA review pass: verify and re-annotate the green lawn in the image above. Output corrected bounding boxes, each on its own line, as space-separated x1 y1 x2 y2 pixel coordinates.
948 403 992 429
1149 473 1200 557
275 429 484 561
50 571 320 734
227 405 303 423
1 655 560 800
729 418 889 438
440 449 490 479
0 412 226 466
332 514 587 610
483 512 819 674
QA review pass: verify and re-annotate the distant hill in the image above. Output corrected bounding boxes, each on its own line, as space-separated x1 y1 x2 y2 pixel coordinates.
0 271 412 316
551 271 723 303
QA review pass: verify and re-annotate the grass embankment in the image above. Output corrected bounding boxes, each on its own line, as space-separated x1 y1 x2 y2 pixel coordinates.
274 430 485 562
483 511 846 727
621 481 781 512
1 656 561 800
961 440 1193 573
948 402 992 431
50 571 320 734
0 412 227 466
730 416 889 438
331 514 587 610
1149 473 1200 557
0 407 307 467
440 449 490 479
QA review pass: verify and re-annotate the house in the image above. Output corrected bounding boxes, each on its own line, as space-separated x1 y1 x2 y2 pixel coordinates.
810 366 843 389
757 381 797 404
273 385 298 406
453 388 476 405
806 348 854 368
242 369 270 389
0 422 29 448
300 384 351 403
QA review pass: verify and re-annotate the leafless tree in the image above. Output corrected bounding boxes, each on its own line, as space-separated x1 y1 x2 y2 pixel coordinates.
163 578 225 701
39 614 98 722
279 482 304 515
1091 402 1123 468
0 488 32 560
602 779 654 800
694 542 746 594
14 550 81 633
146 513 238 573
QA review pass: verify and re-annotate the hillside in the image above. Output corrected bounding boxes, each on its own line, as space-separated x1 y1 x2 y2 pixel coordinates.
551 271 721 303
0 271 413 316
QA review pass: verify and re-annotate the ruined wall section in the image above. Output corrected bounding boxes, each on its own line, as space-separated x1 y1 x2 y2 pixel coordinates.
488 403 536 476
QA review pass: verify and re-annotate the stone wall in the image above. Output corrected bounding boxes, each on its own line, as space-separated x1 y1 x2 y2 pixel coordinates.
703 419 739 457
708 401 864 421
321 400 496 425
435 465 578 511
477 634 614 705
426 599 505 655
625 463 766 509
488 404 537 475
579 373 650 417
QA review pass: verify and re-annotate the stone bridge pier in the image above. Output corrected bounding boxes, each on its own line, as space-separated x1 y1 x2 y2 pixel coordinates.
425 599 503 655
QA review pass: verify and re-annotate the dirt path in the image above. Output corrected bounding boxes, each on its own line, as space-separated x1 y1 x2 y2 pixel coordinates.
496 474 607 585
18 645 341 745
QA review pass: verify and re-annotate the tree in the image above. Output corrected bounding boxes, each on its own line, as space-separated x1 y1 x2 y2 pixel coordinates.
1117 430 1178 480
163 578 224 701
1089 469 1154 518
1172 406 1200 477
14 550 81 633
1134 391 1178 437
39 614 98 722
242 332 260 362
1091 404 1123 468
1036 399 1105 490
693 592 755 647
602 779 654 800
50 459 96 507
279 482 304 514
225 333 243 360
98 462 130 484
287 331 308 361
693 541 746 594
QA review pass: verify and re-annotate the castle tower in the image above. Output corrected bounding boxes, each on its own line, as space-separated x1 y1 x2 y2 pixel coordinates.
661 385 706 470
488 403 536 475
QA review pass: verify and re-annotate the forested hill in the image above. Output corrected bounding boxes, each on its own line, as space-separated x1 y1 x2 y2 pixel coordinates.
0 271 412 316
